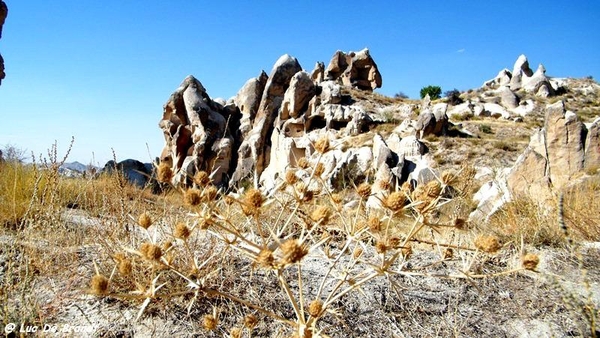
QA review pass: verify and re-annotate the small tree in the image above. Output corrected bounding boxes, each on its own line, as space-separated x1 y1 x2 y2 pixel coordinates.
444 89 463 105
420 85 441 100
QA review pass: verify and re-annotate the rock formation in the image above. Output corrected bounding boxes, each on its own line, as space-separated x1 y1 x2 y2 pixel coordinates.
102 159 154 188
0 1 7 85
231 54 302 184
157 48 441 204
325 49 382 91
470 101 600 222
158 75 238 188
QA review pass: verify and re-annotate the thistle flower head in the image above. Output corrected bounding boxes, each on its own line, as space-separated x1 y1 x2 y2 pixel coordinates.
295 182 314 202
285 169 298 185
242 188 264 216
356 182 372 199
174 222 191 240
280 239 308 265
202 314 218 331
474 235 501 253
314 136 331 154
138 212 153 229
425 180 442 198
330 193 343 204
201 185 218 202
140 242 163 261
256 248 275 269
194 170 211 187
521 253 540 271
308 300 324 317
375 240 388 254
352 247 363 259
377 179 391 191
90 274 109 295
297 157 310 169
368 216 382 233
184 188 202 206
115 253 132 275
157 162 173 183
198 212 214 230
311 206 332 226
383 191 406 212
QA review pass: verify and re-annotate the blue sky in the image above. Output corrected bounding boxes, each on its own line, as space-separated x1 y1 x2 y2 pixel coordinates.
0 1 599 165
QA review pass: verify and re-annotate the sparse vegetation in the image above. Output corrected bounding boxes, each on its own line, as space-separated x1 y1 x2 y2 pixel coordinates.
1 135 598 336
479 124 493 134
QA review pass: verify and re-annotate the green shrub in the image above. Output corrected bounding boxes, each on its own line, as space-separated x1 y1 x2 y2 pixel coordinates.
420 85 442 99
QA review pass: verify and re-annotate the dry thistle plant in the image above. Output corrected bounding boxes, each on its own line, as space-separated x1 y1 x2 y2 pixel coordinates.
86 153 549 337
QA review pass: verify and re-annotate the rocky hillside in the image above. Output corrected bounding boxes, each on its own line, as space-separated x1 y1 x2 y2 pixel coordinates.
156 51 600 221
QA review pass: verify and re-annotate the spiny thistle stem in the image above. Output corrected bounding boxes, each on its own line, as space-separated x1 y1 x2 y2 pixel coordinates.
297 264 306 325
202 287 296 326
409 238 476 251
315 237 354 300
323 271 380 308
277 268 303 323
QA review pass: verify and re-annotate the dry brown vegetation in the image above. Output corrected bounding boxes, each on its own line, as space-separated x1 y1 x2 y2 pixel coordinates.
1 133 599 337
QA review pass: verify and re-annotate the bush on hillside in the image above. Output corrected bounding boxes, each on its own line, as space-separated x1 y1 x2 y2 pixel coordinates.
444 88 463 105
420 85 442 99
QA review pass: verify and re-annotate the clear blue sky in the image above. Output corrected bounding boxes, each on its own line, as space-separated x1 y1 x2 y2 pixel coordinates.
1 1 598 165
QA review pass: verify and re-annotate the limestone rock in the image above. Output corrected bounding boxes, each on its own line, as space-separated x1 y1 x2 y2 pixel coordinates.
325 48 382 91
397 135 427 158
499 85 519 109
415 106 448 138
372 134 397 171
234 71 268 137
280 71 316 120
385 133 402 155
506 147 552 202
523 64 555 97
158 75 235 187
320 80 342 105
102 159 153 188
470 101 600 222
584 118 600 169
509 54 533 91
512 99 536 117
232 54 302 184
483 68 512 88
310 62 325 83
483 103 511 119
312 104 371 135
415 112 435 139
544 101 585 187
447 101 474 119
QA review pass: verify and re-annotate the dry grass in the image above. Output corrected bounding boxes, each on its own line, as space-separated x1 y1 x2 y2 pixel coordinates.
1 139 599 337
